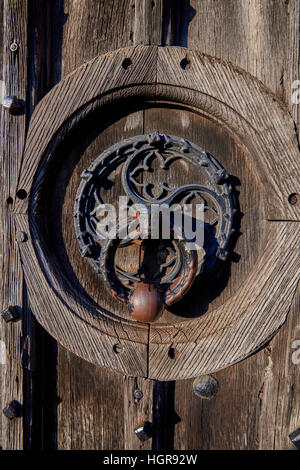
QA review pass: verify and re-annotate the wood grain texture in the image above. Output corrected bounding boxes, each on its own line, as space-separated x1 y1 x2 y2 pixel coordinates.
62 0 135 77
1 0 299 450
172 282 300 450
156 46 300 221
187 0 288 99
124 376 154 450
57 347 125 450
286 0 300 125
53 0 300 449
15 211 149 377
14 45 300 380
39 3 156 450
161 0 300 449
149 222 300 379
0 0 28 450
134 0 163 46
15 45 157 212
17 45 300 219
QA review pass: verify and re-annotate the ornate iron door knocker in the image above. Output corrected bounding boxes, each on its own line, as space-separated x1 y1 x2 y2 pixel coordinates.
74 132 237 322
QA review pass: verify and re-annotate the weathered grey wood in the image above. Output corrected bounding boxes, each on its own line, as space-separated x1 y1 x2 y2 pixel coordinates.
57 347 126 450
62 0 136 77
134 0 163 45
157 46 300 221
163 0 300 448
0 0 28 450
287 0 300 125
14 45 300 381
187 0 288 98
1 0 299 451
124 377 154 450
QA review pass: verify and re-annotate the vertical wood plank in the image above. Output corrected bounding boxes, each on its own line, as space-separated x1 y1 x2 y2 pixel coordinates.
134 0 163 45
0 0 28 450
174 354 265 450
257 284 300 450
286 0 300 125
187 0 288 98
62 0 136 77
168 0 300 450
124 377 153 450
57 348 125 450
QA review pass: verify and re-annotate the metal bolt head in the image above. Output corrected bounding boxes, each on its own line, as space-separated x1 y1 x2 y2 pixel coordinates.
216 247 229 261
2 306 21 323
289 428 300 449
134 421 153 441
9 41 19 52
3 400 22 419
16 231 27 243
193 375 219 399
215 169 229 185
2 96 22 115
133 389 143 401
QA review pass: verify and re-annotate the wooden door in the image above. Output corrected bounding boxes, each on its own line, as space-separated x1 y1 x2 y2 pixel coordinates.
0 0 299 451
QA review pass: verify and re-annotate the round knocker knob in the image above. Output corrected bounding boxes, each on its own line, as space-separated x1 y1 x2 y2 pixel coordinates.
129 282 163 322
99 235 198 323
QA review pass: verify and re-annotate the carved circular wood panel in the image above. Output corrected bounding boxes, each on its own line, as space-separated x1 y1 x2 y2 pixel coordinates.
15 46 300 379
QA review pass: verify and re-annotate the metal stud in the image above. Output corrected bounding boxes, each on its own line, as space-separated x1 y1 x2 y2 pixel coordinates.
2 96 22 115
215 169 229 185
134 421 153 441
2 306 21 323
9 41 19 52
133 389 143 402
216 247 229 261
193 375 219 399
289 428 300 449
3 400 22 420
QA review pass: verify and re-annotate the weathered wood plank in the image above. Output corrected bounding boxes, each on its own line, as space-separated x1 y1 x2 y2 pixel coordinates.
286 0 300 125
165 0 300 451
134 0 163 45
174 353 265 450
124 377 153 450
0 0 28 450
188 0 288 99
256 282 300 450
62 0 135 77
57 347 125 450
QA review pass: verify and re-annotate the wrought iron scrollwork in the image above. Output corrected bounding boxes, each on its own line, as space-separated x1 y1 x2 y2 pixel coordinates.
74 132 237 322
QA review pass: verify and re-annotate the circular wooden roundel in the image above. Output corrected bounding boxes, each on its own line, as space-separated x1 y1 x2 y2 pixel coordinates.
15 46 300 379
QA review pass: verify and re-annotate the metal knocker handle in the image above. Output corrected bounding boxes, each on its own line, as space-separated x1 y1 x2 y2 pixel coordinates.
99 228 198 322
